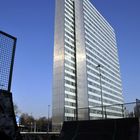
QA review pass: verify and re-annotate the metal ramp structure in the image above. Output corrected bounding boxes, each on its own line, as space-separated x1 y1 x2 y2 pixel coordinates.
0 31 21 140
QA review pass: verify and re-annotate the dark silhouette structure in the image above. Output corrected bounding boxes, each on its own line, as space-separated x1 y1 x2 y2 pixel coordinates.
0 31 21 140
59 118 140 140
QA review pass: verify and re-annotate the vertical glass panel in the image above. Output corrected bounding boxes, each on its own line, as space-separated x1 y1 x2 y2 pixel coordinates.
0 31 16 91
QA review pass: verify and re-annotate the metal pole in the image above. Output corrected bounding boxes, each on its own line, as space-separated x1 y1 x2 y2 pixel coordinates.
34 121 36 132
104 106 107 119
121 104 124 117
88 107 90 120
96 64 104 119
31 122 32 132
48 105 50 132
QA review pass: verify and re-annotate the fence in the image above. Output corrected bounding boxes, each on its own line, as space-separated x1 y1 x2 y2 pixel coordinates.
74 101 140 120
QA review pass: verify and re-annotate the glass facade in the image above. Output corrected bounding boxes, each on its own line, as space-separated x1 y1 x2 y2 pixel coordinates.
52 0 124 130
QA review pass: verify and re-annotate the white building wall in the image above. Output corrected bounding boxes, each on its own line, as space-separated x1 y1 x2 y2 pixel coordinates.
52 0 124 131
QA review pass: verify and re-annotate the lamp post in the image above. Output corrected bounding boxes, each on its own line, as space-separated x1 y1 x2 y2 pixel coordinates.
96 64 104 119
47 105 50 132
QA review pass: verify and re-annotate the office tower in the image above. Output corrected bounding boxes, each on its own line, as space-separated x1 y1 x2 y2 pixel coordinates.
0 31 17 91
52 0 124 130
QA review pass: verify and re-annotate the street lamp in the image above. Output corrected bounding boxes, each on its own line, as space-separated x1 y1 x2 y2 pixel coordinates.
48 105 50 132
96 64 104 119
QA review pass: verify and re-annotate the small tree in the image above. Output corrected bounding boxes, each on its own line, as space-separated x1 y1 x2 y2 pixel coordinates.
20 113 35 131
13 103 20 116
36 117 48 132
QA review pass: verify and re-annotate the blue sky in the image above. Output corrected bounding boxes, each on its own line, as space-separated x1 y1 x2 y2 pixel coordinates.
0 0 140 118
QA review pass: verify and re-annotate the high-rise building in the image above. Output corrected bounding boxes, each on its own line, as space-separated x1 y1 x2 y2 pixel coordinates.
52 0 124 130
